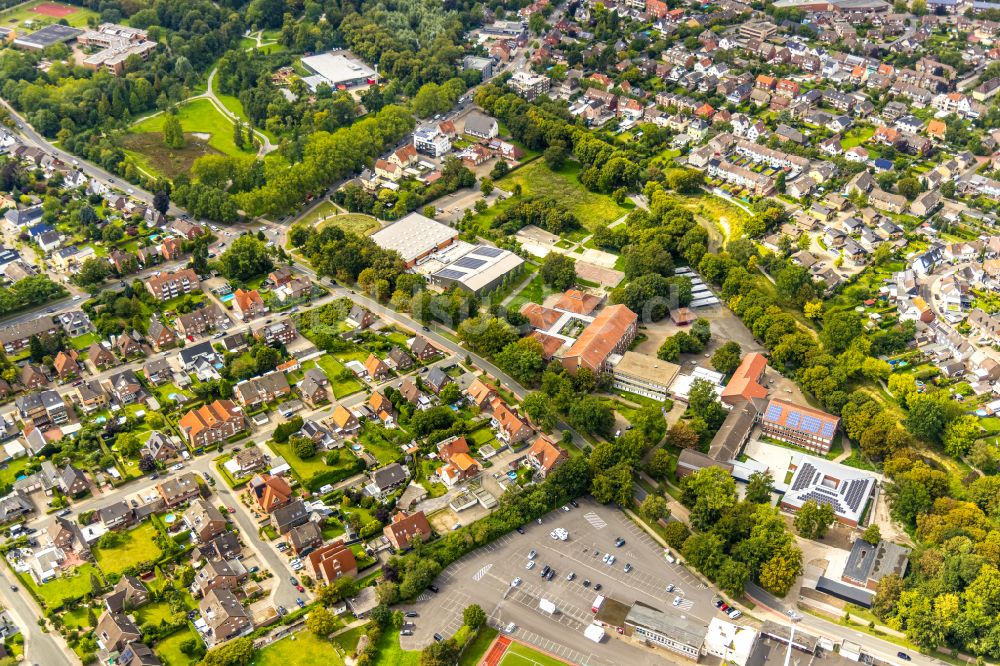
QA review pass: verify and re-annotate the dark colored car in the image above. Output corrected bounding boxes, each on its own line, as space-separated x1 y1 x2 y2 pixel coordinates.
615 537 625 547
289 577 298 586
594 583 602 591
570 500 579 508
428 584 440 593
897 654 911 661
405 612 418 618
433 633 443 642
516 526 525 534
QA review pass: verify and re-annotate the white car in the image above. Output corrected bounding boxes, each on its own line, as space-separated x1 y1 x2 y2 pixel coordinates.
673 596 682 606
528 550 537 559
171 463 184 471
602 553 611 564
525 561 536 570
504 622 516 634
606 555 616 566
511 577 522 587
292 562 304 571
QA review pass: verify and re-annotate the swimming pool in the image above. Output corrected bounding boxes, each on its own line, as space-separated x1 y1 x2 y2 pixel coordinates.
220 293 235 302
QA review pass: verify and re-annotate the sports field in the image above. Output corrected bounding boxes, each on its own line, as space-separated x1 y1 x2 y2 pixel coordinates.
497 641 569 666
0 1 97 28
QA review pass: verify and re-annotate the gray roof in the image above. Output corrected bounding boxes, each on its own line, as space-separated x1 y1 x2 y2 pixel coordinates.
271 498 308 530
179 340 216 367
843 538 910 585
0 316 56 345
815 575 875 608
624 602 705 648
464 111 498 136
371 463 407 490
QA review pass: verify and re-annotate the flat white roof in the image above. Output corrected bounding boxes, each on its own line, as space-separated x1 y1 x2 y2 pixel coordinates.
300 52 375 86
371 213 458 263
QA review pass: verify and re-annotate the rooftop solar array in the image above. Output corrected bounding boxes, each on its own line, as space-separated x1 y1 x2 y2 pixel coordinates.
435 269 465 280
476 246 504 257
454 256 487 270
785 454 875 521
764 404 783 421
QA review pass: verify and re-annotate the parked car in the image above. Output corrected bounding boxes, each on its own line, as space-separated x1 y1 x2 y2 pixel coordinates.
570 500 579 508
582 579 591 587
527 549 537 559
433 633 443 642
540 565 551 577
428 584 440 593
623 563 632 573
594 583 602 591
897 653 911 661
615 537 625 547
511 577 522 587
525 561 536 570
401 629 413 636
515 526 525 534
296 598 305 608
405 612 418 618
566 572 576 581
728 610 742 620
667 584 675 592
289 577 298 586
673 596 682 606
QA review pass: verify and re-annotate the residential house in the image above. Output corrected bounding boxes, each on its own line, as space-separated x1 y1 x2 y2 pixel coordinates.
87 342 118 370
147 319 177 351
232 289 267 321
270 498 308 535
308 541 358 584
115 332 145 359
409 335 440 361
52 350 81 382
285 521 323 555
142 358 173 386
175 304 228 337
105 369 146 405
491 399 533 445
199 588 252 645
525 435 568 478
19 363 48 390
156 472 201 508
384 511 432 550
436 435 481 486
95 610 141 653
249 473 293 512
363 354 390 381
142 431 177 462
347 305 376 330
299 370 329 407
366 463 408 499
99 501 135 530
233 371 291 409
424 367 451 394
177 400 246 448
386 347 413 371
104 575 149 613
184 498 227 543
368 391 395 426
233 446 267 476
329 405 360 434
252 320 296 345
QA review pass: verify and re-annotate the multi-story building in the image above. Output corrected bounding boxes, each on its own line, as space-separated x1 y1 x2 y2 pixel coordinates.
308 541 358 584
413 126 451 157
252 320 297 345
233 371 291 409
561 305 638 375
0 316 58 354
145 268 200 301
760 398 840 454
175 304 229 337
609 352 680 401
706 159 776 197
508 71 551 100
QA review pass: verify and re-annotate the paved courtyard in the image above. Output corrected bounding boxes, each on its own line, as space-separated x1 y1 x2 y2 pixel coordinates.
399 499 724 666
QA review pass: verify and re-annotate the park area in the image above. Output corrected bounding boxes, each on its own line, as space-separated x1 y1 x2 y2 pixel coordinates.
124 99 251 178
257 631 347 666
497 161 631 232
301 201 381 236
0 1 96 28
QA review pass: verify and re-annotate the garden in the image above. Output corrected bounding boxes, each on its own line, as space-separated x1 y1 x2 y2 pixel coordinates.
92 522 164 575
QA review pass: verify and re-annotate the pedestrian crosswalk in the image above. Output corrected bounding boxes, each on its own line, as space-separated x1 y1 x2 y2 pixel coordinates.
583 512 607 529
473 563 494 582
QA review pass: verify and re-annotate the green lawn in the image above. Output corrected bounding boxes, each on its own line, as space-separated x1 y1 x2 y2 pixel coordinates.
62 605 94 631
131 99 252 158
0 457 31 489
458 628 499 666
70 332 99 350
358 425 405 465
93 522 163 575
154 627 201 666
500 641 569 666
0 0 97 27
270 439 334 482
841 126 876 149
371 628 420 666
498 161 630 231
136 600 180 628
315 355 364 398
315 210 382 236
256 631 347 666
509 275 545 310
22 563 101 608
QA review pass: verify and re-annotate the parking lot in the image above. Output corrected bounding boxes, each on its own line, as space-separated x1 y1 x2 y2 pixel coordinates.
400 499 719 665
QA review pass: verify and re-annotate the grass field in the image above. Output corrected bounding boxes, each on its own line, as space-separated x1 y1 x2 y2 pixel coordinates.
0 0 97 28
458 628 499 666
22 562 100 608
0 457 30 489
256 631 346 666
498 161 630 231
128 99 252 176
318 212 381 236
269 438 335 482
508 274 545 310
499 642 569 666
93 522 162 575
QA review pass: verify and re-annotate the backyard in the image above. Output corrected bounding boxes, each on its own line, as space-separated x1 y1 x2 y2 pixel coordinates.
315 354 365 398
154 627 201 666
497 161 630 231
21 562 101 608
93 522 163 575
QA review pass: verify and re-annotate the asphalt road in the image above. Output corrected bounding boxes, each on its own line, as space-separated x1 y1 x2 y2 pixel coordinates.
401 499 714 666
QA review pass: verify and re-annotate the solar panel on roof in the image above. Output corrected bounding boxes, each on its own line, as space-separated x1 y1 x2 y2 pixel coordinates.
821 422 836 438
476 246 504 257
786 412 801 428
765 405 783 421
453 256 487 270
435 269 465 280
801 415 822 434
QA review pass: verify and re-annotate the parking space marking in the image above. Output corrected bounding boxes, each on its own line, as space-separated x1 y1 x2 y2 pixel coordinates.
472 563 494 582
583 512 608 529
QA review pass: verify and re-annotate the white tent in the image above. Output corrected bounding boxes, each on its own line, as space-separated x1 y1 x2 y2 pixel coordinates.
584 624 605 643
538 598 556 615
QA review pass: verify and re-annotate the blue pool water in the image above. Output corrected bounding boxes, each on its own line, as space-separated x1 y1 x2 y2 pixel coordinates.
220 293 235 302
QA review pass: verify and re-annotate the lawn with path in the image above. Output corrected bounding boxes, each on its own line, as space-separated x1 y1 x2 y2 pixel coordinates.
497 161 630 231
